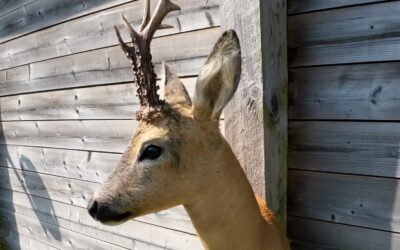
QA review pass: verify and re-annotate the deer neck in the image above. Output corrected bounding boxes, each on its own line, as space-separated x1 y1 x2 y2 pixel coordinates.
184 142 285 250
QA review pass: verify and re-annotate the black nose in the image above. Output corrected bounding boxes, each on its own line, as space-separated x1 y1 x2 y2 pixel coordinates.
87 199 98 219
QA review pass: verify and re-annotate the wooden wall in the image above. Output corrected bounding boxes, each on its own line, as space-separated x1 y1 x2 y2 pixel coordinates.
287 0 400 249
0 0 220 248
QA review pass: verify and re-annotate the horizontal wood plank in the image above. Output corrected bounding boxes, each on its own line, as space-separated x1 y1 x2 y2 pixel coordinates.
289 121 400 178
288 1 400 66
0 0 133 43
0 28 219 96
0 188 199 249
0 0 35 18
0 166 97 207
288 217 400 250
288 0 388 14
0 78 196 121
288 62 400 120
0 120 135 153
0 0 219 70
289 2 400 48
0 228 60 250
0 145 113 183
0 208 138 250
288 170 400 233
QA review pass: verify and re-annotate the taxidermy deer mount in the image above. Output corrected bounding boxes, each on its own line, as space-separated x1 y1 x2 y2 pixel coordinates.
87 0 290 249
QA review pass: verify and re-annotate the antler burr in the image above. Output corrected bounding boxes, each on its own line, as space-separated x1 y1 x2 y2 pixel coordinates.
114 0 181 120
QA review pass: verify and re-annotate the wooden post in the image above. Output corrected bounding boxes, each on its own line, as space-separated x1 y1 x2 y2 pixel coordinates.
221 0 288 224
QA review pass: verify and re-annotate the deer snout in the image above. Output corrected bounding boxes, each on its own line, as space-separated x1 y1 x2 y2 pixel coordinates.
87 198 99 219
87 196 132 224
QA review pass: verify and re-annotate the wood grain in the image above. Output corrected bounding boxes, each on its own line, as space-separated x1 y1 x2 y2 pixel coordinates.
0 229 60 250
0 28 219 97
0 0 219 70
0 208 138 250
0 0 133 43
287 0 400 248
289 1 400 66
0 120 135 153
0 78 196 121
0 0 35 18
0 188 199 249
260 0 288 224
289 2 400 48
289 121 400 178
288 217 400 250
288 170 400 233
288 0 388 14
288 62 400 120
221 0 288 224
0 166 97 207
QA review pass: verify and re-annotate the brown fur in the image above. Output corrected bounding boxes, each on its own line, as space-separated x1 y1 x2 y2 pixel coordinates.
88 30 290 249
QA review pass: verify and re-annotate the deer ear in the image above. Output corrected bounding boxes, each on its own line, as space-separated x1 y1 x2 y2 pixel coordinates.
162 62 192 106
193 30 241 121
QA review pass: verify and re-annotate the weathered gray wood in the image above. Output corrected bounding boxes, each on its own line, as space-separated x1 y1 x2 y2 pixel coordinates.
0 120 135 153
0 0 133 43
289 1 400 66
0 145 109 182
288 217 400 250
0 0 219 70
0 166 97 207
0 28 219 97
289 2 400 48
0 208 136 250
0 0 35 18
289 121 400 178
288 0 388 14
0 118 224 152
288 63 400 120
1 57 204 97
0 188 199 249
221 0 288 224
291 36 400 67
0 229 60 250
0 78 196 121
288 170 400 233
260 0 288 225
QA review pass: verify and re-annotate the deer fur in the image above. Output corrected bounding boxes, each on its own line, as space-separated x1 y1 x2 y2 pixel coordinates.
88 15 290 250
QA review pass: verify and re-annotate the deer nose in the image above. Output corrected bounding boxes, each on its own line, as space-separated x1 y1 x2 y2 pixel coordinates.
87 199 99 219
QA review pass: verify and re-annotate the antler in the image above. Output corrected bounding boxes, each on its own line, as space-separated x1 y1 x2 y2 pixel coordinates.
114 0 181 120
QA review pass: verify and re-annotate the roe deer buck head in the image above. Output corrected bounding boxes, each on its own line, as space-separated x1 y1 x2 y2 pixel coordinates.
87 0 241 225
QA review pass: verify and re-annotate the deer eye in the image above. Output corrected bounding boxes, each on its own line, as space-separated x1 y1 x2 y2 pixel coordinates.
139 145 163 161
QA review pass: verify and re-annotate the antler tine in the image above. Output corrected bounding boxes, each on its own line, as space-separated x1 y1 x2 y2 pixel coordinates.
143 0 181 41
114 25 131 56
140 0 151 32
121 15 141 43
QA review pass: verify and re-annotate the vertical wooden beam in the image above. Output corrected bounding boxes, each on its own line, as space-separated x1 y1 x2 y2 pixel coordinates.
221 0 288 224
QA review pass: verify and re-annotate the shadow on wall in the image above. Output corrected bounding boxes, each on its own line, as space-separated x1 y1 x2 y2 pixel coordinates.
19 155 62 241
0 104 61 247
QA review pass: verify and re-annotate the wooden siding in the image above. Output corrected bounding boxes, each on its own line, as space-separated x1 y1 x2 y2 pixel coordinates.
288 0 400 249
221 0 288 225
0 0 220 248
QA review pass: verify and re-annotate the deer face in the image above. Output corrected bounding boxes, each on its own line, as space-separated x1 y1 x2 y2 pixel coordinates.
87 4 241 224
